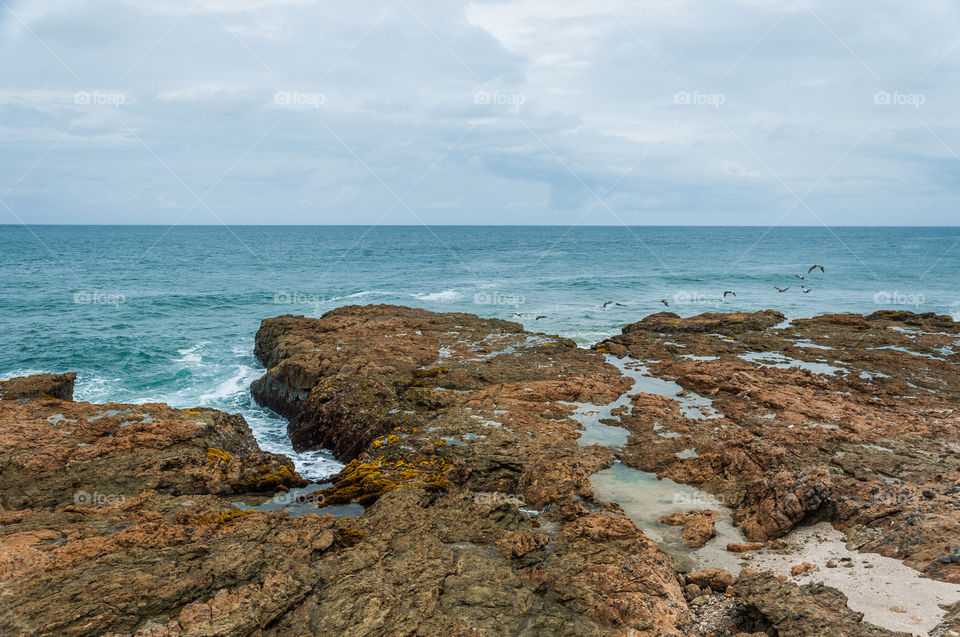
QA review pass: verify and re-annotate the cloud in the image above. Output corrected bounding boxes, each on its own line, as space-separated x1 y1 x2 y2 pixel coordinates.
0 0 958 225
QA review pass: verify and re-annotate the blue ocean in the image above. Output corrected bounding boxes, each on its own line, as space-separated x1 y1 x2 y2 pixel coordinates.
2 226 958 479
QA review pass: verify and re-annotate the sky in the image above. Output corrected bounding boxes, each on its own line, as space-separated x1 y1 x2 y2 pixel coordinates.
0 0 958 225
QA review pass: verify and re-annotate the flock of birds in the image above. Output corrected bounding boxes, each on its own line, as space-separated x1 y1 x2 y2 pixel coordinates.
659 264 825 307
512 265 826 320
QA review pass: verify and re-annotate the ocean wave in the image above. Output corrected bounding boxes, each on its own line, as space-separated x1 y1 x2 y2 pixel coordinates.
199 364 260 404
175 342 208 364
412 289 461 303
327 290 384 303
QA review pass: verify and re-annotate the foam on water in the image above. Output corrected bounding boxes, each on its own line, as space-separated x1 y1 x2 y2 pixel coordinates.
412 289 461 303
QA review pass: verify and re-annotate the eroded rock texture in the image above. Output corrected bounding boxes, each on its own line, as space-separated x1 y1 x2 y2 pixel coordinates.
596 309 960 582
3 304 951 636
251 305 692 635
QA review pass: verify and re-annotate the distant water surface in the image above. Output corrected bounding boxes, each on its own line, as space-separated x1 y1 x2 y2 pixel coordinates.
2 225 958 478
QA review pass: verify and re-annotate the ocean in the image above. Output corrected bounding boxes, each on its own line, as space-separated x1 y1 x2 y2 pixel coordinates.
2 225 958 479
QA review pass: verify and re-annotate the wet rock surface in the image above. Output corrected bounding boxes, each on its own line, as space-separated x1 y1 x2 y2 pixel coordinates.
659 509 718 548
732 571 908 636
252 305 692 635
596 309 960 584
0 375 317 636
4 304 958 635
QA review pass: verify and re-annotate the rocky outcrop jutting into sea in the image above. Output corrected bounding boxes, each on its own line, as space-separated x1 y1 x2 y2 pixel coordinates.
2 304 958 635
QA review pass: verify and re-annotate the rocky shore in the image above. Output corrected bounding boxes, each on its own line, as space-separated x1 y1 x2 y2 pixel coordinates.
1 304 959 635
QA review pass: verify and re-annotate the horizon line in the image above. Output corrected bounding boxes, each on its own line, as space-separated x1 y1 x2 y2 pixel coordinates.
3 224 960 228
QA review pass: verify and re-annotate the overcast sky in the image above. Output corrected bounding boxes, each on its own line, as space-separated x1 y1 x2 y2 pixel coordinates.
1 0 958 225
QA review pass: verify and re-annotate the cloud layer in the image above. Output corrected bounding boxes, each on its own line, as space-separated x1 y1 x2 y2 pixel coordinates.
1 0 958 225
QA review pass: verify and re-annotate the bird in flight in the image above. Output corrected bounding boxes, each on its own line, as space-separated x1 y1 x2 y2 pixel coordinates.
801 285 811 293
615 302 625 307
774 286 790 293
535 315 547 320
660 299 670 307
808 264 825 273
723 290 736 298
513 312 522 318
794 274 805 280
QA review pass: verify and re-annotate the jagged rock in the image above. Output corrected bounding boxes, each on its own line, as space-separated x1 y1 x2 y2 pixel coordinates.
0 372 75 400
686 568 735 592
620 310 786 336
737 468 833 541
249 306 694 634
0 374 322 636
727 542 764 553
597 309 960 584
659 509 718 548
732 571 909 636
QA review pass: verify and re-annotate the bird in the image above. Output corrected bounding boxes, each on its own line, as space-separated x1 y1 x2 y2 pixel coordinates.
535 315 547 320
794 274 805 280
808 264 825 273
723 290 736 298
774 286 790 293
801 285 811 293
602 301 613 308
513 312 523 318
660 299 669 307
615 302 625 307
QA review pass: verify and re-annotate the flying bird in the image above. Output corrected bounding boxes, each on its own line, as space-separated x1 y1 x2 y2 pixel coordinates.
801 285 811 293
774 286 790 293
808 264 825 273
615 302 625 307
794 274 805 280
513 312 523 318
602 301 614 308
723 290 736 298
535 315 547 320
660 299 670 307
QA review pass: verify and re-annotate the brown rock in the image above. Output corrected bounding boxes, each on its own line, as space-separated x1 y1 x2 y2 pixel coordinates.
733 571 909 636
727 541 764 553
791 561 817 577
495 531 549 560
249 307 695 634
686 568 735 592
598 308 960 584
0 372 76 401
660 509 718 548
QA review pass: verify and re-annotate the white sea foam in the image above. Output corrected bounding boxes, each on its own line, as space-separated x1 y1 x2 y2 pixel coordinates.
412 289 460 303
327 290 384 303
175 342 208 364
199 364 259 403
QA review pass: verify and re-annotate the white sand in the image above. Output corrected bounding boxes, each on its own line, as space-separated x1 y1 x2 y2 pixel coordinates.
688 521 960 635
